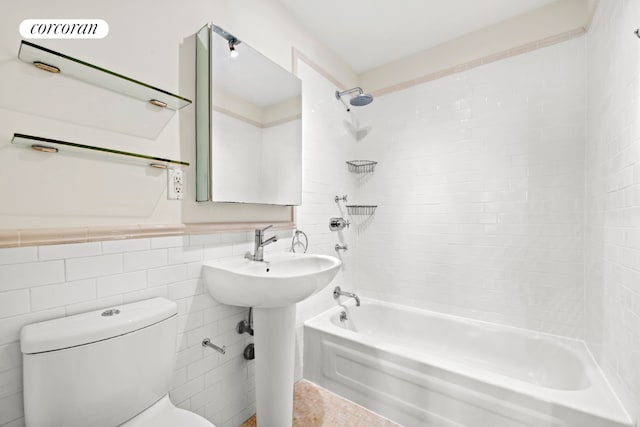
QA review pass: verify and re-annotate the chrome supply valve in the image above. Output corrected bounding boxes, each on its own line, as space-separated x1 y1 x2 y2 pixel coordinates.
334 195 348 203
236 307 254 336
243 343 255 360
335 244 348 252
329 217 350 231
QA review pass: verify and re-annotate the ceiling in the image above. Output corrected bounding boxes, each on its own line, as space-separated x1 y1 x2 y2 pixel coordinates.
277 0 559 73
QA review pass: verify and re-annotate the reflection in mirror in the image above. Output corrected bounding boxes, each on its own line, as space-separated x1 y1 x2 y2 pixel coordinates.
196 24 302 205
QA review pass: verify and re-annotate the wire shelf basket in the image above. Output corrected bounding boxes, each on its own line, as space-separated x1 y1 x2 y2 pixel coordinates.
346 205 377 216
346 160 377 173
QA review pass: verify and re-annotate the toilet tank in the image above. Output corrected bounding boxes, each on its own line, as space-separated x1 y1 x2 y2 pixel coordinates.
21 298 177 427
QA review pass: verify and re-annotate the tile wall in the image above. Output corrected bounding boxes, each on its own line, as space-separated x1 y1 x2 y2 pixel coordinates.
292 60 357 376
586 0 640 421
354 36 587 338
0 232 270 427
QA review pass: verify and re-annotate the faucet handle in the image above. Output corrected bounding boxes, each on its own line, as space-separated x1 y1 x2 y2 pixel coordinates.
256 224 273 235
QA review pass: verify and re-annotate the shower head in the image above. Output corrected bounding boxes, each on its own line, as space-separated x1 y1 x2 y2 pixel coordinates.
350 93 373 106
335 87 373 111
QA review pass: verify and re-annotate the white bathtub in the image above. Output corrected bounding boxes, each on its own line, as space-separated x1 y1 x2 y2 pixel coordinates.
304 299 633 427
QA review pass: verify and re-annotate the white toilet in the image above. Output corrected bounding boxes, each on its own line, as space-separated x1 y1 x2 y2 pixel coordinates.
20 297 215 427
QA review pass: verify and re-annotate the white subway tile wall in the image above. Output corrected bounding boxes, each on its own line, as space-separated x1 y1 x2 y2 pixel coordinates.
66 254 123 281
293 60 357 331
354 36 587 338
586 0 640 421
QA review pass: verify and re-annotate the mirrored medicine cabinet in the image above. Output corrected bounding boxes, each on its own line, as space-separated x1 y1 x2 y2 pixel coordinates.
195 23 302 205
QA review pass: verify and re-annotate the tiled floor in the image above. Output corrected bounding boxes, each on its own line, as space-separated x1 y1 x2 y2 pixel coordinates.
240 380 399 427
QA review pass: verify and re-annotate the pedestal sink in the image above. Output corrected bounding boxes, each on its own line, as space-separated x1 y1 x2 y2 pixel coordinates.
202 252 341 427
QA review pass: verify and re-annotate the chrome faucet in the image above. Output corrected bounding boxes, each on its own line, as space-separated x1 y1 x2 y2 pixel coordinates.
333 286 360 307
246 225 278 262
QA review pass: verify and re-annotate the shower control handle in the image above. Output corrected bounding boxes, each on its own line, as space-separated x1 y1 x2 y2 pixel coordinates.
329 217 350 231
335 195 348 203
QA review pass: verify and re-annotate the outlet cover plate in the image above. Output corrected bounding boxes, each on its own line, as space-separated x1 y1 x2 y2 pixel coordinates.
167 168 184 200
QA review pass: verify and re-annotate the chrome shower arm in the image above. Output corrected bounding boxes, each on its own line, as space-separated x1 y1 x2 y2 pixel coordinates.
335 87 373 111
335 87 364 99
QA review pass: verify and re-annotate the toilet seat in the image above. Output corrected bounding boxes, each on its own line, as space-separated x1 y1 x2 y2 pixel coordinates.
119 394 215 427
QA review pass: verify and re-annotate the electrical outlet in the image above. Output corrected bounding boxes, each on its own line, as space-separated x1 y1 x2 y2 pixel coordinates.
167 169 184 200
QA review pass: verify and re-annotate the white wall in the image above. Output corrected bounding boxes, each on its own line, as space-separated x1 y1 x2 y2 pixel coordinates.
0 0 358 229
354 37 587 338
586 0 640 421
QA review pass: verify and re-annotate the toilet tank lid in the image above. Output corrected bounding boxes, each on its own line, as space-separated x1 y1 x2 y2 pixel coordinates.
20 297 177 354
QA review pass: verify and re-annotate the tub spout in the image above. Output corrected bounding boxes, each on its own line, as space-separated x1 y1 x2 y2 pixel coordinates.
333 286 360 307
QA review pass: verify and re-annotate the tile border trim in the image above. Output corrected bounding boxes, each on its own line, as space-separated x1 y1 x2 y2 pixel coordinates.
0 221 296 248
293 28 585 99
370 28 586 98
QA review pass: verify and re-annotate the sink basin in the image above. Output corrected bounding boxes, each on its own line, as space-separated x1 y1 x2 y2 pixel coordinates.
202 252 341 308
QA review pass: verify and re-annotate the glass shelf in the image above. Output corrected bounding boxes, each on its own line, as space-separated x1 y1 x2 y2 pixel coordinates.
11 133 189 168
18 40 192 110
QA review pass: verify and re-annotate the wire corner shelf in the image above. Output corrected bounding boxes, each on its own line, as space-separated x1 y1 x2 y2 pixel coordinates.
346 160 377 173
346 205 377 216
